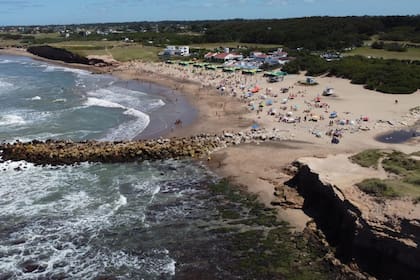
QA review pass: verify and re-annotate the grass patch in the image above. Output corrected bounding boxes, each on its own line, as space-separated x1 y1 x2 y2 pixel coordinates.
411 151 420 157
349 149 383 168
382 151 420 175
356 178 399 198
51 41 162 62
354 150 420 199
190 42 282 49
346 46 420 61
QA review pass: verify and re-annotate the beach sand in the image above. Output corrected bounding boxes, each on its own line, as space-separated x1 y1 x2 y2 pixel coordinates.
3 48 419 231
111 60 420 230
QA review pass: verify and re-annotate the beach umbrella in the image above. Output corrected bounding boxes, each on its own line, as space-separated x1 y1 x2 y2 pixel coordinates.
266 99 273 106
330 112 338 118
251 123 260 130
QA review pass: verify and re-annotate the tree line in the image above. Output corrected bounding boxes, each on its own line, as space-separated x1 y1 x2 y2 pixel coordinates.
283 53 420 94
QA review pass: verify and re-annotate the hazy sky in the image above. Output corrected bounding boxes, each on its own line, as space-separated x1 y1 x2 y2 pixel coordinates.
0 0 418 26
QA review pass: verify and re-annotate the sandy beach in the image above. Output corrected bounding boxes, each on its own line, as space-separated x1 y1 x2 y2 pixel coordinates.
109 59 420 230
2 48 419 230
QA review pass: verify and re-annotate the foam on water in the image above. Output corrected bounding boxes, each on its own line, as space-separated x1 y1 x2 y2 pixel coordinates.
42 65 91 76
0 59 12 64
0 114 26 126
0 161 186 279
84 97 151 140
0 79 15 92
29 96 41 100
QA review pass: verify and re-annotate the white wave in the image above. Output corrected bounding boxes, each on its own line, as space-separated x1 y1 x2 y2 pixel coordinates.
84 97 151 140
42 65 91 76
30 96 41 101
0 80 14 89
52 98 66 103
148 99 166 110
114 194 128 211
0 59 12 64
0 162 178 279
101 112 150 141
0 114 26 126
84 97 125 109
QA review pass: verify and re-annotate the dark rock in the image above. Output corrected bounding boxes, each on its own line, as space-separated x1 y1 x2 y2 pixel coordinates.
20 260 46 273
27 46 109 66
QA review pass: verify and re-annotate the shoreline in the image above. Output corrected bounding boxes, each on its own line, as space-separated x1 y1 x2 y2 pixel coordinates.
0 49 198 141
1 47 419 278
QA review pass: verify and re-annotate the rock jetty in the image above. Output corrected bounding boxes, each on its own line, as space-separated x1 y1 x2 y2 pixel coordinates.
0 130 288 165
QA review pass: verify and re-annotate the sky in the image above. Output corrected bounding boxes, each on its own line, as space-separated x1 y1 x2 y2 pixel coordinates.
0 0 418 26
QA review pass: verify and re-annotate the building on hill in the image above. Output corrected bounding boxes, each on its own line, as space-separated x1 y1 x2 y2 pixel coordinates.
205 52 243 62
163 45 190 57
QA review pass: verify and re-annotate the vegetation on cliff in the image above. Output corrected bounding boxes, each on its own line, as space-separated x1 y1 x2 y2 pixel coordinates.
352 150 420 199
206 179 345 279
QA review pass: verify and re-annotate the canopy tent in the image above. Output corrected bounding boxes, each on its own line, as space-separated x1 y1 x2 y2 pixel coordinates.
323 87 335 96
265 99 273 106
251 86 261 93
251 123 260 130
205 65 217 70
222 67 235 72
263 71 287 77
242 69 257 75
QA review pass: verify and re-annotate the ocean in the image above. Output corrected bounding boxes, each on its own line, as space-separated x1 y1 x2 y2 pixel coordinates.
0 55 336 279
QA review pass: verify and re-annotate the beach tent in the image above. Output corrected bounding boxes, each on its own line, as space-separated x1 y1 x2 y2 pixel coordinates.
223 67 235 72
286 111 293 117
281 98 288 104
329 112 338 118
251 123 260 130
259 102 265 108
242 69 256 75
323 87 334 96
205 65 217 70
251 87 260 93
339 120 346 125
266 99 273 106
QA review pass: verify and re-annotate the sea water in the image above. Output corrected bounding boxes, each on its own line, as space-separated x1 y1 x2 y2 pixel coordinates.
0 55 334 279
0 55 166 142
0 55 231 279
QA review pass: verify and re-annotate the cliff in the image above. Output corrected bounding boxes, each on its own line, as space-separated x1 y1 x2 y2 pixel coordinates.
286 156 420 280
27 45 109 66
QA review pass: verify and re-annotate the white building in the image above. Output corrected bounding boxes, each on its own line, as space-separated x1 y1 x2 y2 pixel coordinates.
163 45 190 57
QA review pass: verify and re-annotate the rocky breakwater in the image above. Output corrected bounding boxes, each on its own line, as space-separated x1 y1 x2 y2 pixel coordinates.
0 129 288 165
286 160 420 280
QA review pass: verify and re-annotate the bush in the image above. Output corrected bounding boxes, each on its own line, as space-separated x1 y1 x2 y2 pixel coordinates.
350 149 383 168
356 179 399 198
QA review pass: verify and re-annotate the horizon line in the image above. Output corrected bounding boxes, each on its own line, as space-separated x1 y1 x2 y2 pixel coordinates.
1 13 419 28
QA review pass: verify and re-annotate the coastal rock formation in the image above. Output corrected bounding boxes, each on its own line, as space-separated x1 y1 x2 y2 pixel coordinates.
0 130 289 165
286 160 420 280
27 46 109 66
